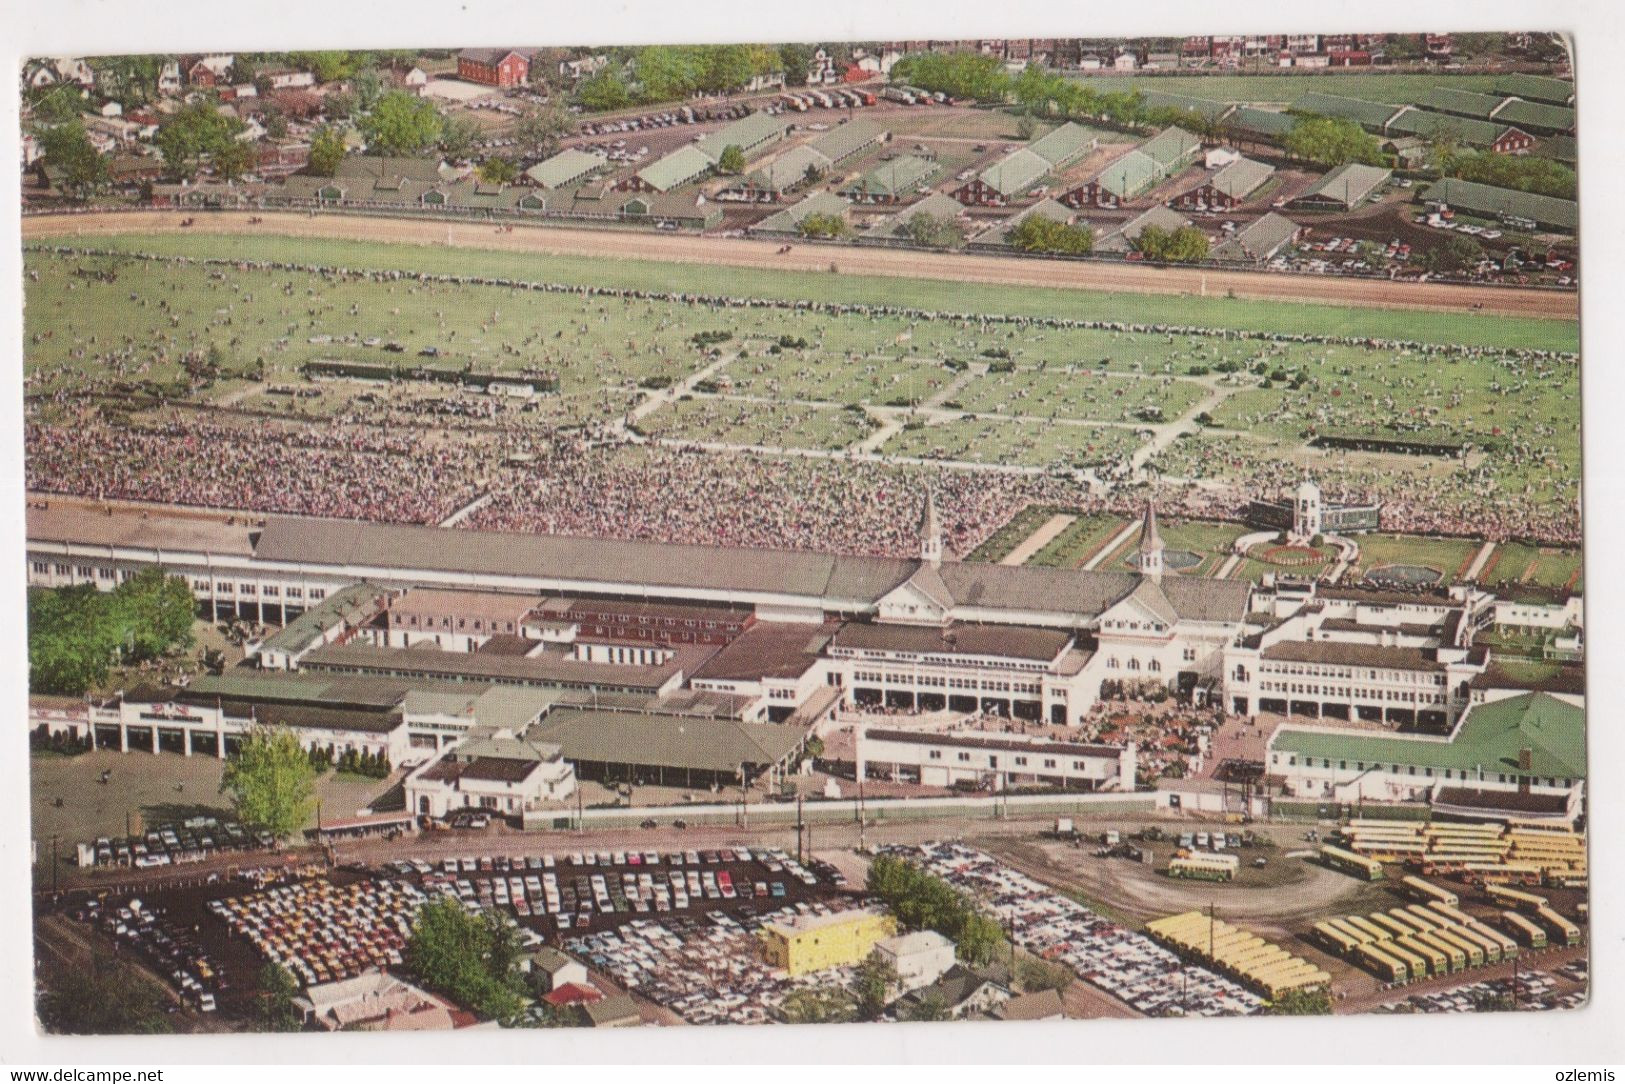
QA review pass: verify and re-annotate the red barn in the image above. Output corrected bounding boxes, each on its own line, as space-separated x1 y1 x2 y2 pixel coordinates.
456 48 531 88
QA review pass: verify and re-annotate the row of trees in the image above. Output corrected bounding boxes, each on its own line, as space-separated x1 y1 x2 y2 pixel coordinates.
866 854 1006 965
29 569 195 695
576 44 786 111
1440 149 1577 199
1132 224 1211 263
1280 115 1385 168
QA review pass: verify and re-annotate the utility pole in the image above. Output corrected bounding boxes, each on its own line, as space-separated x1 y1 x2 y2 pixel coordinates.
796 793 805 864
576 785 584 834
858 777 866 853
50 835 59 896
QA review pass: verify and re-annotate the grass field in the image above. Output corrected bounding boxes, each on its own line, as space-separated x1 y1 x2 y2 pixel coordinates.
1026 513 1130 568
1098 517 1251 577
950 366 1210 425
1479 541 1584 593
966 504 1068 562
35 233 1579 352
1069 72 1510 106
1351 532 1483 581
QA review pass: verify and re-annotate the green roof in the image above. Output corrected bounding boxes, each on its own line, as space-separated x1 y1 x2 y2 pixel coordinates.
1294 93 1405 131
808 118 887 164
1139 125 1201 168
523 148 606 190
1540 134 1578 164
977 148 1051 198
1027 121 1100 169
1230 107 1298 139
258 582 386 656
1386 108 1527 148
1493 73 1575 106
1202 157 1274 200
754 190 850 233
1095 204 1189 253
1492 98 1574 134
1293 162 1391 208
1420 87 1504 120
748 144 832 193
1089 148 1160 199
1423 177 1577 231
695 111 787 162
869 192 967 239
635 145 715 192
1271 692 1586 781
1139 91 1235 122
1213 212 1300 262
528 706 807 774
845 154 939 198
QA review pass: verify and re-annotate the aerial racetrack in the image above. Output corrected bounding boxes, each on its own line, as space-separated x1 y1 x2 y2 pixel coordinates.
21 209 1579 322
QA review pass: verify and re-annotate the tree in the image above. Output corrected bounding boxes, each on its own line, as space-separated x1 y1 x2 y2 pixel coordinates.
866 854 1007 965
777 986 858 1024
212 138 256 181
220 726 317 840
1282 114 1383 167
701 45 756 93
405 897 527 1020
307 125 346 176
888 51 1010 102
30 84 85 125
439 114 483 159
716 144 747 175
1444 151 1576 199
1266 987 1333 1015
155 100 246 179
512 105 571 160
96 55 165 109
324 90 360 122
1006 214 1094 255
1016 956 1074 995
289 50 356 83
1015 113 1038 140
850 952 900 1021
351 66 385 113
899 992 951 1022
359 91 443 156
36 121 106 196
902 211 961 249
1424 233 1485 275
577 68 632 111
797 212 849 239
1133 224 1209 263
37 953 173 1034
478 156 520 184
257 963 302 1031
779 43 814 87
261 103 289 139
28 570 195 695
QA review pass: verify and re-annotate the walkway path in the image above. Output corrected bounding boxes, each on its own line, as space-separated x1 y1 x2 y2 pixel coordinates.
1000 513 1077 567
438 491 492 528
1082 520 1142 571
1463 540 1498 582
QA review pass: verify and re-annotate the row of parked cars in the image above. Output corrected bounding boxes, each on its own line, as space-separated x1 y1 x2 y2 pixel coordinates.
84 818 274 869
73 897 220 1012
578 102 752 138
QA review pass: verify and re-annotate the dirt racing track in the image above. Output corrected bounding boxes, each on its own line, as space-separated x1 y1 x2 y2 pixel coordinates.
23 210 1577 321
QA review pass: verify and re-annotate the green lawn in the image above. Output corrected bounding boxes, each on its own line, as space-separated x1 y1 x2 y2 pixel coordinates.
1026 513 1130 568
966 504 1068 562
1480 542 1583 593
1351 533 1483 581
36 233 1579 352
880 416 1140 470
1098 517 1251 577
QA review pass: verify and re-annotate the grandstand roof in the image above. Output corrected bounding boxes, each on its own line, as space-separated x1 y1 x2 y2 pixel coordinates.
1272 692 1585 780
528 707 807 773
1423 177 1577 231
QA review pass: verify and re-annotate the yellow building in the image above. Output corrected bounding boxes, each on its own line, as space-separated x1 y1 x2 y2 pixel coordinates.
759 907 898 976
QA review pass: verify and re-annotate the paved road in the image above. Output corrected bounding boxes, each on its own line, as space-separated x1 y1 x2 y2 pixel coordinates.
23 211 1578 320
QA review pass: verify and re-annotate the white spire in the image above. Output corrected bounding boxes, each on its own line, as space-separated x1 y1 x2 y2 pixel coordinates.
920 488 943 565
1137 499 1163 583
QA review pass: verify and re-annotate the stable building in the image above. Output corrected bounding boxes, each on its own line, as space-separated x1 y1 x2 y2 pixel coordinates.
952 122 1100 206
1060 126 1200 210
1422 178 1577 234
1287 163 1391 212
1169 156 1274 211
841 154 940 205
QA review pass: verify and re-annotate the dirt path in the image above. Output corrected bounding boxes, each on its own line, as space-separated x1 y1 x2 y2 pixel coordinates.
23 211 1577 320
1000 513 1077 567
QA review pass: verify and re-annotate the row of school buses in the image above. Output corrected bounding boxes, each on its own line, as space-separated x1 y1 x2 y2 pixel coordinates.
1331 818 1587 886
1148 911 1332 1002
1311 875 1581 985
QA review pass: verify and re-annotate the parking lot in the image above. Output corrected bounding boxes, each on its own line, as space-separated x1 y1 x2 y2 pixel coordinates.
894 842 1266 1017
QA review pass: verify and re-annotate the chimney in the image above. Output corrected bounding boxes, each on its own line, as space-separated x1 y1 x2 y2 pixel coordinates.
1518 747 1532 795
